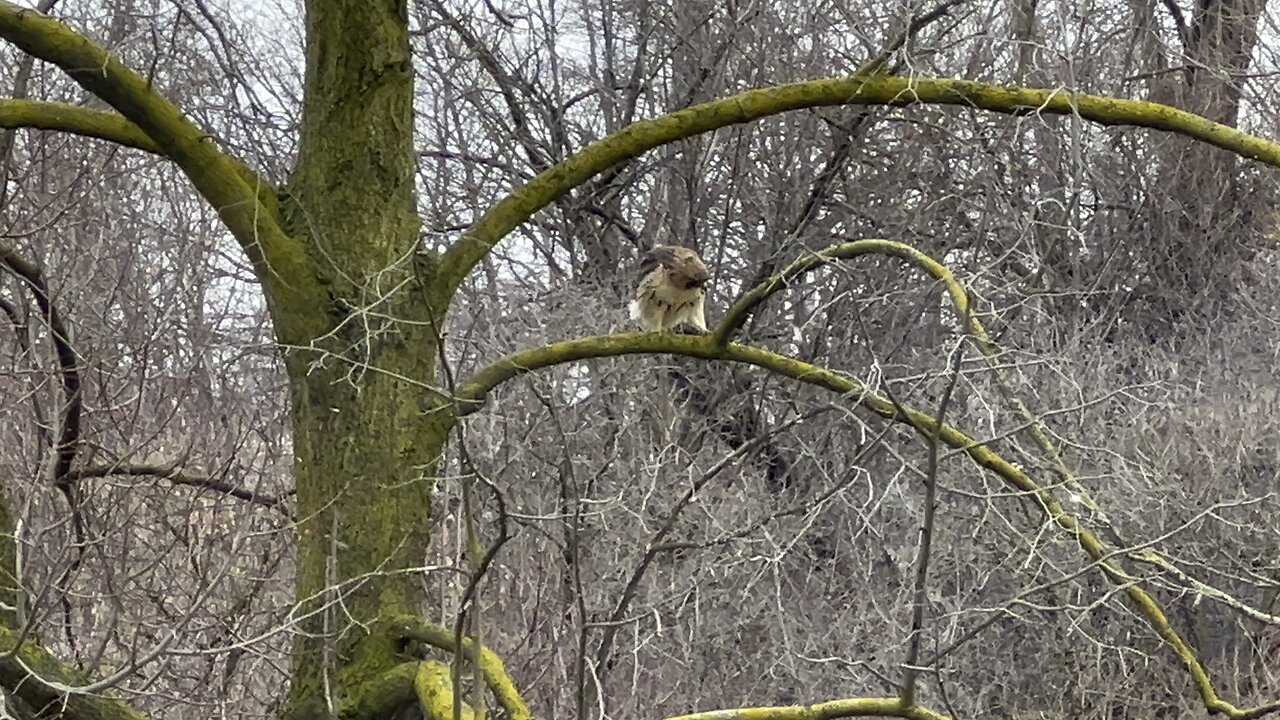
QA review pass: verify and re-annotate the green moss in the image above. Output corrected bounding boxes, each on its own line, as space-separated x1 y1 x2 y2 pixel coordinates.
414 662 474 720
283 337 454 719
337 662 418 719
0 626 148 720
267 2 446 709
390 616 533 720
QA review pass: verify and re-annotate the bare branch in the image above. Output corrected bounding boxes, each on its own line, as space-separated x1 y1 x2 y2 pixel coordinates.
1160 0 1191 51
900 326 967 704
64 463 290 513
663 696 951 720
0 243 85 545
425 0 552 170
857 0 974 77
590 413 819 690
1130 549 1280 625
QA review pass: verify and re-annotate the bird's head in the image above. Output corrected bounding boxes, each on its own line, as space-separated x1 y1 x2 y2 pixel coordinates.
668 247 709 290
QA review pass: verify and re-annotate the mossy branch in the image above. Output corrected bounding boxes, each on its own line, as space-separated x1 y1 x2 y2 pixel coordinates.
0 98 159 152
712 237 1093 516
459 331 1280 718
416 662 475 720
0 625 149 720
433 73 1280 318
711 238 992 349
0 3 321 337
455 230 1280 719
391 616 532 720
0 97 279 220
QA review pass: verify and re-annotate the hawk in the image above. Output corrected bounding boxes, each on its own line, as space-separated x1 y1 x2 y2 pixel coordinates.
628 245 709 333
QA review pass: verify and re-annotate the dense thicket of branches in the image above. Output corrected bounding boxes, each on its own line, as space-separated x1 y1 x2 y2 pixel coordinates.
0 0 1277 718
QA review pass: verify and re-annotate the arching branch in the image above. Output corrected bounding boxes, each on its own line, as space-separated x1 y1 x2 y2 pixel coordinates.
0 3 323 337
433 73 1280 318
453 227 1280 720
712 238 991 348
714 238 1128 544
457 330 1280 719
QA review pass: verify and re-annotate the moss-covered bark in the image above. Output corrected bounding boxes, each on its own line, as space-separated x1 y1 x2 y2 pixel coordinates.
0 626 149 720
279 1 446 717
0 491 16 627
283 357 452 719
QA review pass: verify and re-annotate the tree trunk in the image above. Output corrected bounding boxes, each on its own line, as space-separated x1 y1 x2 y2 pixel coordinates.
1137 0 1268 339
278 1 446 716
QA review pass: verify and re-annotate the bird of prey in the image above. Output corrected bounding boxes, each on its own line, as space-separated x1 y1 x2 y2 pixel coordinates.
628 245 709 333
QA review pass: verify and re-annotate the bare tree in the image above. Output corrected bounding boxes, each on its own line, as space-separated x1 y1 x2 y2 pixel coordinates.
0 1 1276 719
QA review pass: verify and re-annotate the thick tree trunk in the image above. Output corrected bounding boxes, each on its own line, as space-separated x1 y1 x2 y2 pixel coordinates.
278 1 445 716
283 351 451 718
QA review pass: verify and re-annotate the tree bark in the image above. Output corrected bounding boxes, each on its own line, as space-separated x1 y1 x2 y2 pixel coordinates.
280 1 448 717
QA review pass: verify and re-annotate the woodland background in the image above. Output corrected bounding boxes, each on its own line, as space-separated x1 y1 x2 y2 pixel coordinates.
0 0 1278 718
